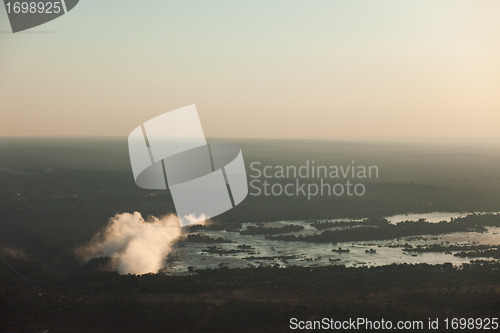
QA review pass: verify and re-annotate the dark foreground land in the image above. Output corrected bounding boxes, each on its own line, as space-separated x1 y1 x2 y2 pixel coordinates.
1 258 500 332
1 139 500 332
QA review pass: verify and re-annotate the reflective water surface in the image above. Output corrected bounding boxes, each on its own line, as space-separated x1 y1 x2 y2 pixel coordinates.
165 212 500 274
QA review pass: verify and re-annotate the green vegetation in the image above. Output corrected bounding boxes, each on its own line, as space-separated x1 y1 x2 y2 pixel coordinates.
268 214 500 243
2 257 500 332
2 138 500 331
243 255 297 261
2 138 500 270
184 234 234 243
202 246 253 255
311 220 363 230
240 224 304 235
455 248 500 259
402 244 492 253
310 218 389 230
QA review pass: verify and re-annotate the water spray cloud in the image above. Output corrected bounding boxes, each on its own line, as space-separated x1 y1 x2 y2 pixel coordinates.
76 212 182 275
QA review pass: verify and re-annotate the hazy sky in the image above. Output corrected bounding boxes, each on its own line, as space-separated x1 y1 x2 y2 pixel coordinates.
1 0 499 138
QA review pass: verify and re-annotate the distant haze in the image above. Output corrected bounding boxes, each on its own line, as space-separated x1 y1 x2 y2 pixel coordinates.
1 1 499 138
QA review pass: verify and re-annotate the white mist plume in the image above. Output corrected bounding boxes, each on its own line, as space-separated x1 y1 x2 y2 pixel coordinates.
184 213 209 225
0 243 27 260
76 212 182 275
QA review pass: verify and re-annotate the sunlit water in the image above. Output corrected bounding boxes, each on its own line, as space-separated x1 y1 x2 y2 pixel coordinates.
165 212 500 274
386 212 469 224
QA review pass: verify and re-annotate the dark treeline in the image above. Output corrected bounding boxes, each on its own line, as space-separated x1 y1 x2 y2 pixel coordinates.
455 248 500 259
403 244 493 253
310 218 390 230
2 252 500 332
311 220 365 230
60 261 500 294
240 224 304 235
184 234 234 243
268 214 500 243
